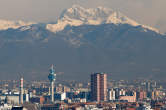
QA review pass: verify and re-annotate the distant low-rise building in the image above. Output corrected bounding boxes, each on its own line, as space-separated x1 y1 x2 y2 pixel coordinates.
119 92 136 102
55 92 66 101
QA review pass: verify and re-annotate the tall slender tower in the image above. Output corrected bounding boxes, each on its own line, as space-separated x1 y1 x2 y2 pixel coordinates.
19 77 24 104
48 65 56 102
91 73 107 102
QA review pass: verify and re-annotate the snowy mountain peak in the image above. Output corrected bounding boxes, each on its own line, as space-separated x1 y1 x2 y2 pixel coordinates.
0 19 36 30
46 5 159 33
65 5 114 18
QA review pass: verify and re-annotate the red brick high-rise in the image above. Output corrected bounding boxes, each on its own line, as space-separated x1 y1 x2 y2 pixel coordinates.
91 73 107 102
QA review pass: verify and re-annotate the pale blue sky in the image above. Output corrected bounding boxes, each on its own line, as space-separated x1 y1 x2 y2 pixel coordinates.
0 0 165 32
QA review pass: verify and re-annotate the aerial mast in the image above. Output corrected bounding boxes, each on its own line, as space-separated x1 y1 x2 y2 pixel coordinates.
48 65 56 102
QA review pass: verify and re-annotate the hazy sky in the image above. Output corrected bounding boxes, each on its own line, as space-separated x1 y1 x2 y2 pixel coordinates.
0 0 165 32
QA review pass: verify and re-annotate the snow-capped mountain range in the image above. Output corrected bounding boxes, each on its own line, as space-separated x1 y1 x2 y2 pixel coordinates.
0 5 160 34
46 5 159 33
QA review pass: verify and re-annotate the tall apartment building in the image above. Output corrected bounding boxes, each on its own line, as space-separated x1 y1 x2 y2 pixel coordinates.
91 73 107 102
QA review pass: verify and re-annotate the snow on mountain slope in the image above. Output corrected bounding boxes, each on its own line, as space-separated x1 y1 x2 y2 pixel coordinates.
0 19 35 30
46 5 159 33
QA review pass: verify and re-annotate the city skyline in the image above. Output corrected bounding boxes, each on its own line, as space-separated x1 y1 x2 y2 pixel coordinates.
0 73 166 109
